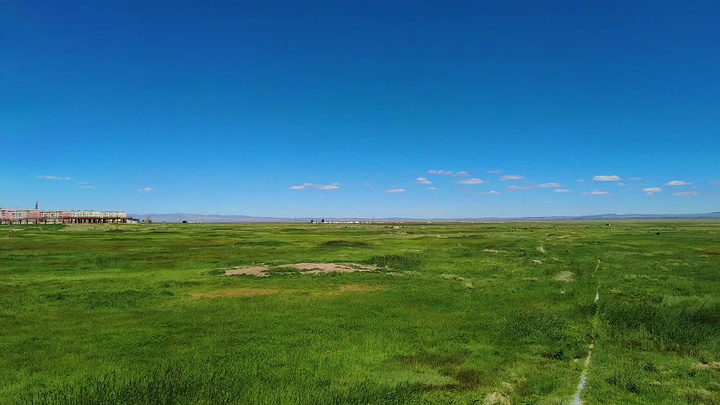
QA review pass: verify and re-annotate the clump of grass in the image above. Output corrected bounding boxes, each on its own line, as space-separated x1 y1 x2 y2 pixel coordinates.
370 254 421 269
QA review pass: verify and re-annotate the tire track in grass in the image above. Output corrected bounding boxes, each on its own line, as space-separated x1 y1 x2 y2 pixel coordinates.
573 260 601 405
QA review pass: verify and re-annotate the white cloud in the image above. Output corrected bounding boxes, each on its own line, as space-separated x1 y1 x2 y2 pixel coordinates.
456 178 484 185
290 183 339 191
584 190 610 195
428 170 469 176
643 187 663 195
138 188 154 192
476 191 500 195
506 185 535 191
486 169 502 174
38 175 72 181
666 180 691 186
576 179 586 183
415 177 432 185
554 189 573 193
673 191 698 197
500 175 523 181
537 183 562 188
386 188 407 193
593 175 621 182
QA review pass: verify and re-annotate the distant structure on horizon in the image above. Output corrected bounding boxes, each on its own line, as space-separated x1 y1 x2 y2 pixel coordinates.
0 204 136 225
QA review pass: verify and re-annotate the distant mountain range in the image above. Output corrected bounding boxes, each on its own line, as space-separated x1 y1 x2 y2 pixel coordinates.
129 212 720 223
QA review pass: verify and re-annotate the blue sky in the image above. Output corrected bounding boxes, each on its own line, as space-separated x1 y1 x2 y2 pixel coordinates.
2 1 718 217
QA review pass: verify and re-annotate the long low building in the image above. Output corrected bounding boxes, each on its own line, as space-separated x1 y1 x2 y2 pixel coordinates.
0 208 135 224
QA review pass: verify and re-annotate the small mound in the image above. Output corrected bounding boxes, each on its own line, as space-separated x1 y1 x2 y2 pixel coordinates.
225 266 270 277
281 263 377 274
554 271 575 282
192 288 279 299
225 263 376 277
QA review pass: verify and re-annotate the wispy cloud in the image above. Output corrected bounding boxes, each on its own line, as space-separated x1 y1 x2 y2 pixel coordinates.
428 187 437 190
584 190 610 195
617 183 626 186
80 185 97 189
77 181 91 185
593 175 621 182
386 188 407 193
414 177 432 185
289 183 340 190
506 185 535 191
476 191 500 195
456 178 484 185
554 189 573 193
428 170 470 177
500 175 523 181
712 181 720 185
576 179 586 183
537 183 562 188
666 180 691 186
38 175 72 181
643 187 662 195
673 191 698 197
627 177 643 181
486 169 502 174
138 188 154 192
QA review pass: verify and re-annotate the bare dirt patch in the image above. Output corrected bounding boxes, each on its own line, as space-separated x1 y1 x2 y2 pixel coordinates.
280 263 377 274
555 271 575 282
225 263 377 277
483 249 507 253
536 245 547 254
484 392 511 405
225 266 270 277
192 288 279 299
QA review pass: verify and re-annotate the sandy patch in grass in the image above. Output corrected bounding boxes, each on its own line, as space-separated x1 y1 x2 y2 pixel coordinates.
483 249 507 253
536 245 547 254
280 263 377 274
225 266 270 277
192 288 279 299
225 263 377 277
554 271 575 282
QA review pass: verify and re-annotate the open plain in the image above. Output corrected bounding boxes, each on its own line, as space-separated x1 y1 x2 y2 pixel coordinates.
1 222 719 404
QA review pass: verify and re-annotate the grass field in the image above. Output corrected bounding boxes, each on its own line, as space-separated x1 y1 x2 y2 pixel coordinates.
1 222 719 404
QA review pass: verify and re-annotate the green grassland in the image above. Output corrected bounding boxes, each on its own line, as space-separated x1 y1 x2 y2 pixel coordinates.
1 222 719 404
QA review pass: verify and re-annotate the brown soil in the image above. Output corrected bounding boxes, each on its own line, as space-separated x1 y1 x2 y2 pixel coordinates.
225 263 377 277
281 263 377 273
225 265 270 277
192 288 279 299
